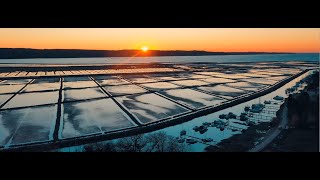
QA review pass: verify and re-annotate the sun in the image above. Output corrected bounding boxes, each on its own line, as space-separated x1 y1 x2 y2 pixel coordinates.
141 46 149 52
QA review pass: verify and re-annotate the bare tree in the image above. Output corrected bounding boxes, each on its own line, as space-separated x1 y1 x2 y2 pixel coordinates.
116 134 148 152
145 131 168 152
166 136 188 152
83 132 189 152
145 131 188 152
83 142 116 152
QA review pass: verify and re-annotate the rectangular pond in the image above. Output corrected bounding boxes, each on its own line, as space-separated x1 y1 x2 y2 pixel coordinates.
187 74 213 79
224 81 266 92
242 78 278 85
93 76 130 86
159 88 226 109
196 84 249 97
63 87 108 102
199 77 236 84
140 82 182 91
266 76 289 81
237 73 271 78
0 84 25 94
122 76 160 84
102 84 147 96
0 105 57 146
212 74 252 79
160 73 212 80
0 94 13 106
251 71 284 76
1 91 59 109
275 68 301 74
194 71 227 76
116 93 190 124
63 77 97 89
22 78 61 92
0 79 31 85
60 98 136 139
170 80 210 87
153 75 188 81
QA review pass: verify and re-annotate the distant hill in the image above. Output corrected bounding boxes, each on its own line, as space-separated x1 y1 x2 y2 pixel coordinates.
0 48 292 59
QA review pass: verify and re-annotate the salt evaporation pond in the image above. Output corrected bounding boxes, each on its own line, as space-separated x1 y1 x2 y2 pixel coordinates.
2 91 59 109
224 81 266 91
116 93 190 124
199 77 236 84
92 76 130 86
22 78 60 92
0 79 32 85
197 84 248 97
170 79 210 87
58 70 314 152
0 79 31 94
159 88 226 109
243 78 278 85
60 98 136 139
63 77 97 89
63 88 108 102
102 84 147 96
140 82 181 90
123 76 160 84
266 76 290 81
1 60 317 151
0 84 25 94
141 70 314 152
0 105 57 147
0 94 12 105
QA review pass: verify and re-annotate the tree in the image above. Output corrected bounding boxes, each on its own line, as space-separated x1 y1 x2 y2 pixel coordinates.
145 131 168 152
116 134 148 152
83 142 116 152
83 132 189 152
166 136 188 152
144 131 188 152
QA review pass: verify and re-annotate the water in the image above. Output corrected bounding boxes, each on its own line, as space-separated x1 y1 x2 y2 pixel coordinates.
58 70 314 152
60 98 136 139
159 88 225 109
115 93 190 124
225 82 266 91
148 70 314 152
102 84 147 96
0 105 57 146
62 88 108 102
0 53 318 64
2 91 59 109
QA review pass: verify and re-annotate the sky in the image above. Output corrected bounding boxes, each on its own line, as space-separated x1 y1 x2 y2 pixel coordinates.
0 28 319 53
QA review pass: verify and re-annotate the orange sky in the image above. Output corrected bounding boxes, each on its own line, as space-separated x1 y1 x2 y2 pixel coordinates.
0 28 319 52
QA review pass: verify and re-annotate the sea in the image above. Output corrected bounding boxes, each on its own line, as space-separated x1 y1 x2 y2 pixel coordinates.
0 53 318 64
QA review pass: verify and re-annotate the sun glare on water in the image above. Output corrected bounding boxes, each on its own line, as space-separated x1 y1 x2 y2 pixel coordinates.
141 46 149 52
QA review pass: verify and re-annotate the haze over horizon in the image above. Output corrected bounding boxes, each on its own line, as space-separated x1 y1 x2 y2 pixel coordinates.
0 28 319 53
0 47 301 53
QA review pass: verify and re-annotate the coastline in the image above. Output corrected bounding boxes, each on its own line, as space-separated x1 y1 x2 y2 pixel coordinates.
0 48 295 59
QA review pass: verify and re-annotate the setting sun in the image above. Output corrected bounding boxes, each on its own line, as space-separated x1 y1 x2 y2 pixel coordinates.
141 46 149 52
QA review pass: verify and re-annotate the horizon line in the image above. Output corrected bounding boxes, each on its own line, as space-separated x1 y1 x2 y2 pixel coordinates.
1 47 318 54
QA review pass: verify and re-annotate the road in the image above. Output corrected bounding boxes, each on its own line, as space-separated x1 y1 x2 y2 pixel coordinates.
248 104 288 152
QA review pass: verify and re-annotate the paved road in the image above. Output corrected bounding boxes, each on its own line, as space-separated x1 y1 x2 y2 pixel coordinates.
248 104 288 152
